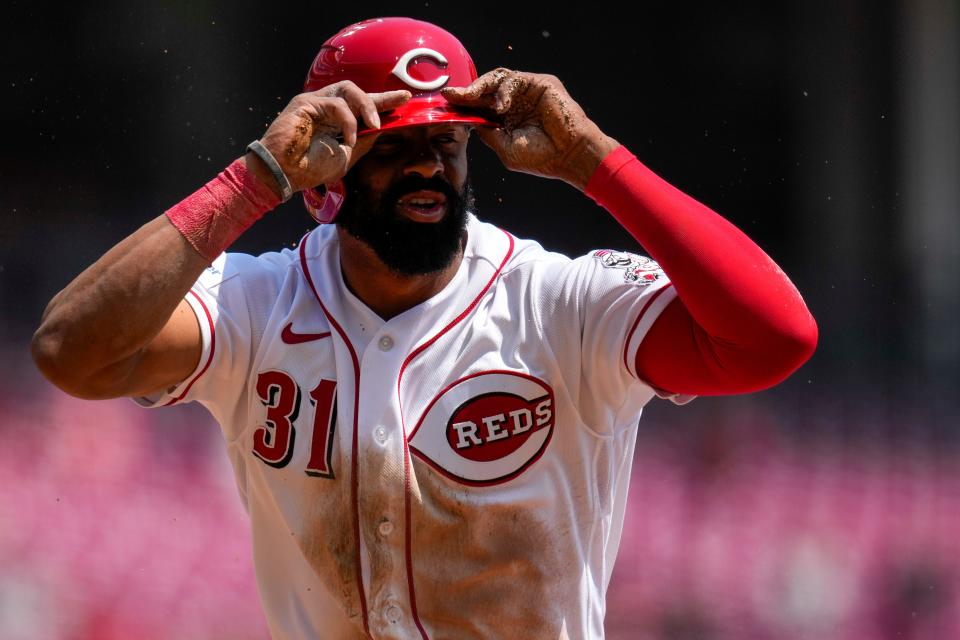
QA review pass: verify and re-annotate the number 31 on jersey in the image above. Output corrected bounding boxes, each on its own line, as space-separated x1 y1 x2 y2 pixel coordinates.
251 370 337 479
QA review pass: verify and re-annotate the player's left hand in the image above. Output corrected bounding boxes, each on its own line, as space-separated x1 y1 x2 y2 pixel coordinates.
442 68 620 191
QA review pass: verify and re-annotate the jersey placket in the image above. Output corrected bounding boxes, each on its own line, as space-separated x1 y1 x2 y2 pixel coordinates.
354 322 419 640
299 220 512 639
299 238 417 638
347 274 479 640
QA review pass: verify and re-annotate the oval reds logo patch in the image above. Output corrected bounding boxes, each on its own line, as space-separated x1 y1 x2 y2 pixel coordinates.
409 371 555 486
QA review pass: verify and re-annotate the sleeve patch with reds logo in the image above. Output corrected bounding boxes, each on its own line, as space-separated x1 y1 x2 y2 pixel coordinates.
592 249 664 285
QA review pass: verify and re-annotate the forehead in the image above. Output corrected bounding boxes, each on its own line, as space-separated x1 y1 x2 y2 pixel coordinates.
373 123 473 139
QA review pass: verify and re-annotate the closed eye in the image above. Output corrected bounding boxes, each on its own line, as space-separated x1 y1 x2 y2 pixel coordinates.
374 136 404 146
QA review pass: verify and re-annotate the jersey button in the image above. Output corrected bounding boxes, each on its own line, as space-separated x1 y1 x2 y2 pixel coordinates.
378 335 394 351
375 426 387 444
384 604 403 624
378 520 393 536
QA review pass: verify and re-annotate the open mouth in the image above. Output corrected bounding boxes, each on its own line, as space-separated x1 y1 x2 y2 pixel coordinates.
395 190 448 222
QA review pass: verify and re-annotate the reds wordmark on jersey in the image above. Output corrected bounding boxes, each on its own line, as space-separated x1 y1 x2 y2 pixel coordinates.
138 214 679 640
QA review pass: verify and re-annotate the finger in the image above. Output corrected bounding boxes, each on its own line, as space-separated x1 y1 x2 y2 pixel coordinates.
369 89 412 114
331 99 358 147
320 98 358 147
476 125 514 158
298 94 359 146
334 83 383 131
442 67 512 105
443 88 499 113
296 92 357 148
496 72 538 114
441 84 499 113
495 78 515 114
312 83 408 105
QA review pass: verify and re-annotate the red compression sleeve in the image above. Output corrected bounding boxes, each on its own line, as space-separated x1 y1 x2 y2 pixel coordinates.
585 146 817 395
165 157 280 262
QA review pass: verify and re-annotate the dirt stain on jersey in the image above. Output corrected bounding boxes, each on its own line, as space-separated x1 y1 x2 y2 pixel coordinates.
297 470 365 628
359 485 398 610
408 457 577 639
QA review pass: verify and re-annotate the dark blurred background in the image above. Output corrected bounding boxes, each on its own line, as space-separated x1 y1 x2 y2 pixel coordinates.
2 1 958 638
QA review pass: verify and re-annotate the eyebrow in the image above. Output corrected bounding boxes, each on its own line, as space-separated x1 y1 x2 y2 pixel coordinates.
429 128 470 139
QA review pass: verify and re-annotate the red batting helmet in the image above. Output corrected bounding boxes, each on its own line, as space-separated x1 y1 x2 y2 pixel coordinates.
302 17 497 223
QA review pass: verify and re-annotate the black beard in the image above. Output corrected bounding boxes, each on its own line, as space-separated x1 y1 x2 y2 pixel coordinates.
334 172 474 276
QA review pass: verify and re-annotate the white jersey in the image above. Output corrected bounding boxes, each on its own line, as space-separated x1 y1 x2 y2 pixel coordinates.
138 213 681 639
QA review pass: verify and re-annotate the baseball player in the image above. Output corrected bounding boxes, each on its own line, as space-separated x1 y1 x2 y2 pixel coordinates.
32 17 817 640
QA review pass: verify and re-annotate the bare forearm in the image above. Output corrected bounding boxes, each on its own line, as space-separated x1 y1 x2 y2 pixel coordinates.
33 215 208 393
33 154 279 397
32 84 411 398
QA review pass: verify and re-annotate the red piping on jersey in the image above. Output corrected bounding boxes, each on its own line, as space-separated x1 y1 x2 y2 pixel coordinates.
397 229 515 639
621 283 674 379
298 235 370 635
163 289 215 407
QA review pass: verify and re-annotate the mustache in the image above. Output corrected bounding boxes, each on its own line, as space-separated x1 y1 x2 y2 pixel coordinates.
383 175 461 206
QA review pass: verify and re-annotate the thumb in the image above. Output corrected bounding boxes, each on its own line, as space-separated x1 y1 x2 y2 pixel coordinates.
476 126 513 158
346 132 380 171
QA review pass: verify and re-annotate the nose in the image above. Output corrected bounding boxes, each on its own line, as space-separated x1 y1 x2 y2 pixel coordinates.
402 145 444 179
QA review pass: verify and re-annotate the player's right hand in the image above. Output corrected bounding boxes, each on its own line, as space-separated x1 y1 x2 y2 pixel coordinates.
253 82 411 194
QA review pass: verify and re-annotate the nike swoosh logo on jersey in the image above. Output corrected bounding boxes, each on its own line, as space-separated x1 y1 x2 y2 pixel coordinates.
280 322 332 344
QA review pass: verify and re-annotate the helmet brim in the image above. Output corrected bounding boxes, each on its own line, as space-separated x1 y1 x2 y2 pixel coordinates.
358 95 500 136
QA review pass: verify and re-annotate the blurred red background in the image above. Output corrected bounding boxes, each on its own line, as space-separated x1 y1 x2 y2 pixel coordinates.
3 0 958 638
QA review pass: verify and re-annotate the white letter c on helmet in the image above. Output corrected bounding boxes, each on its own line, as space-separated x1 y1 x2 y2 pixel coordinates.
391 48 450 91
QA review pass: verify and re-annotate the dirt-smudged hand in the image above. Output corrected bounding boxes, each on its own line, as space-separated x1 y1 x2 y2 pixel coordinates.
442 68 618 191
254 81 412 194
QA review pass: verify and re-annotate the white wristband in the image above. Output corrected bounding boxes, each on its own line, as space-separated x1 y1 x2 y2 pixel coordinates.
246 140 294 202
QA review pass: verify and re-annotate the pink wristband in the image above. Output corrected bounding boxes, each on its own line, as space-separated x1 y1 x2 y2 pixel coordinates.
165 158 281 262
